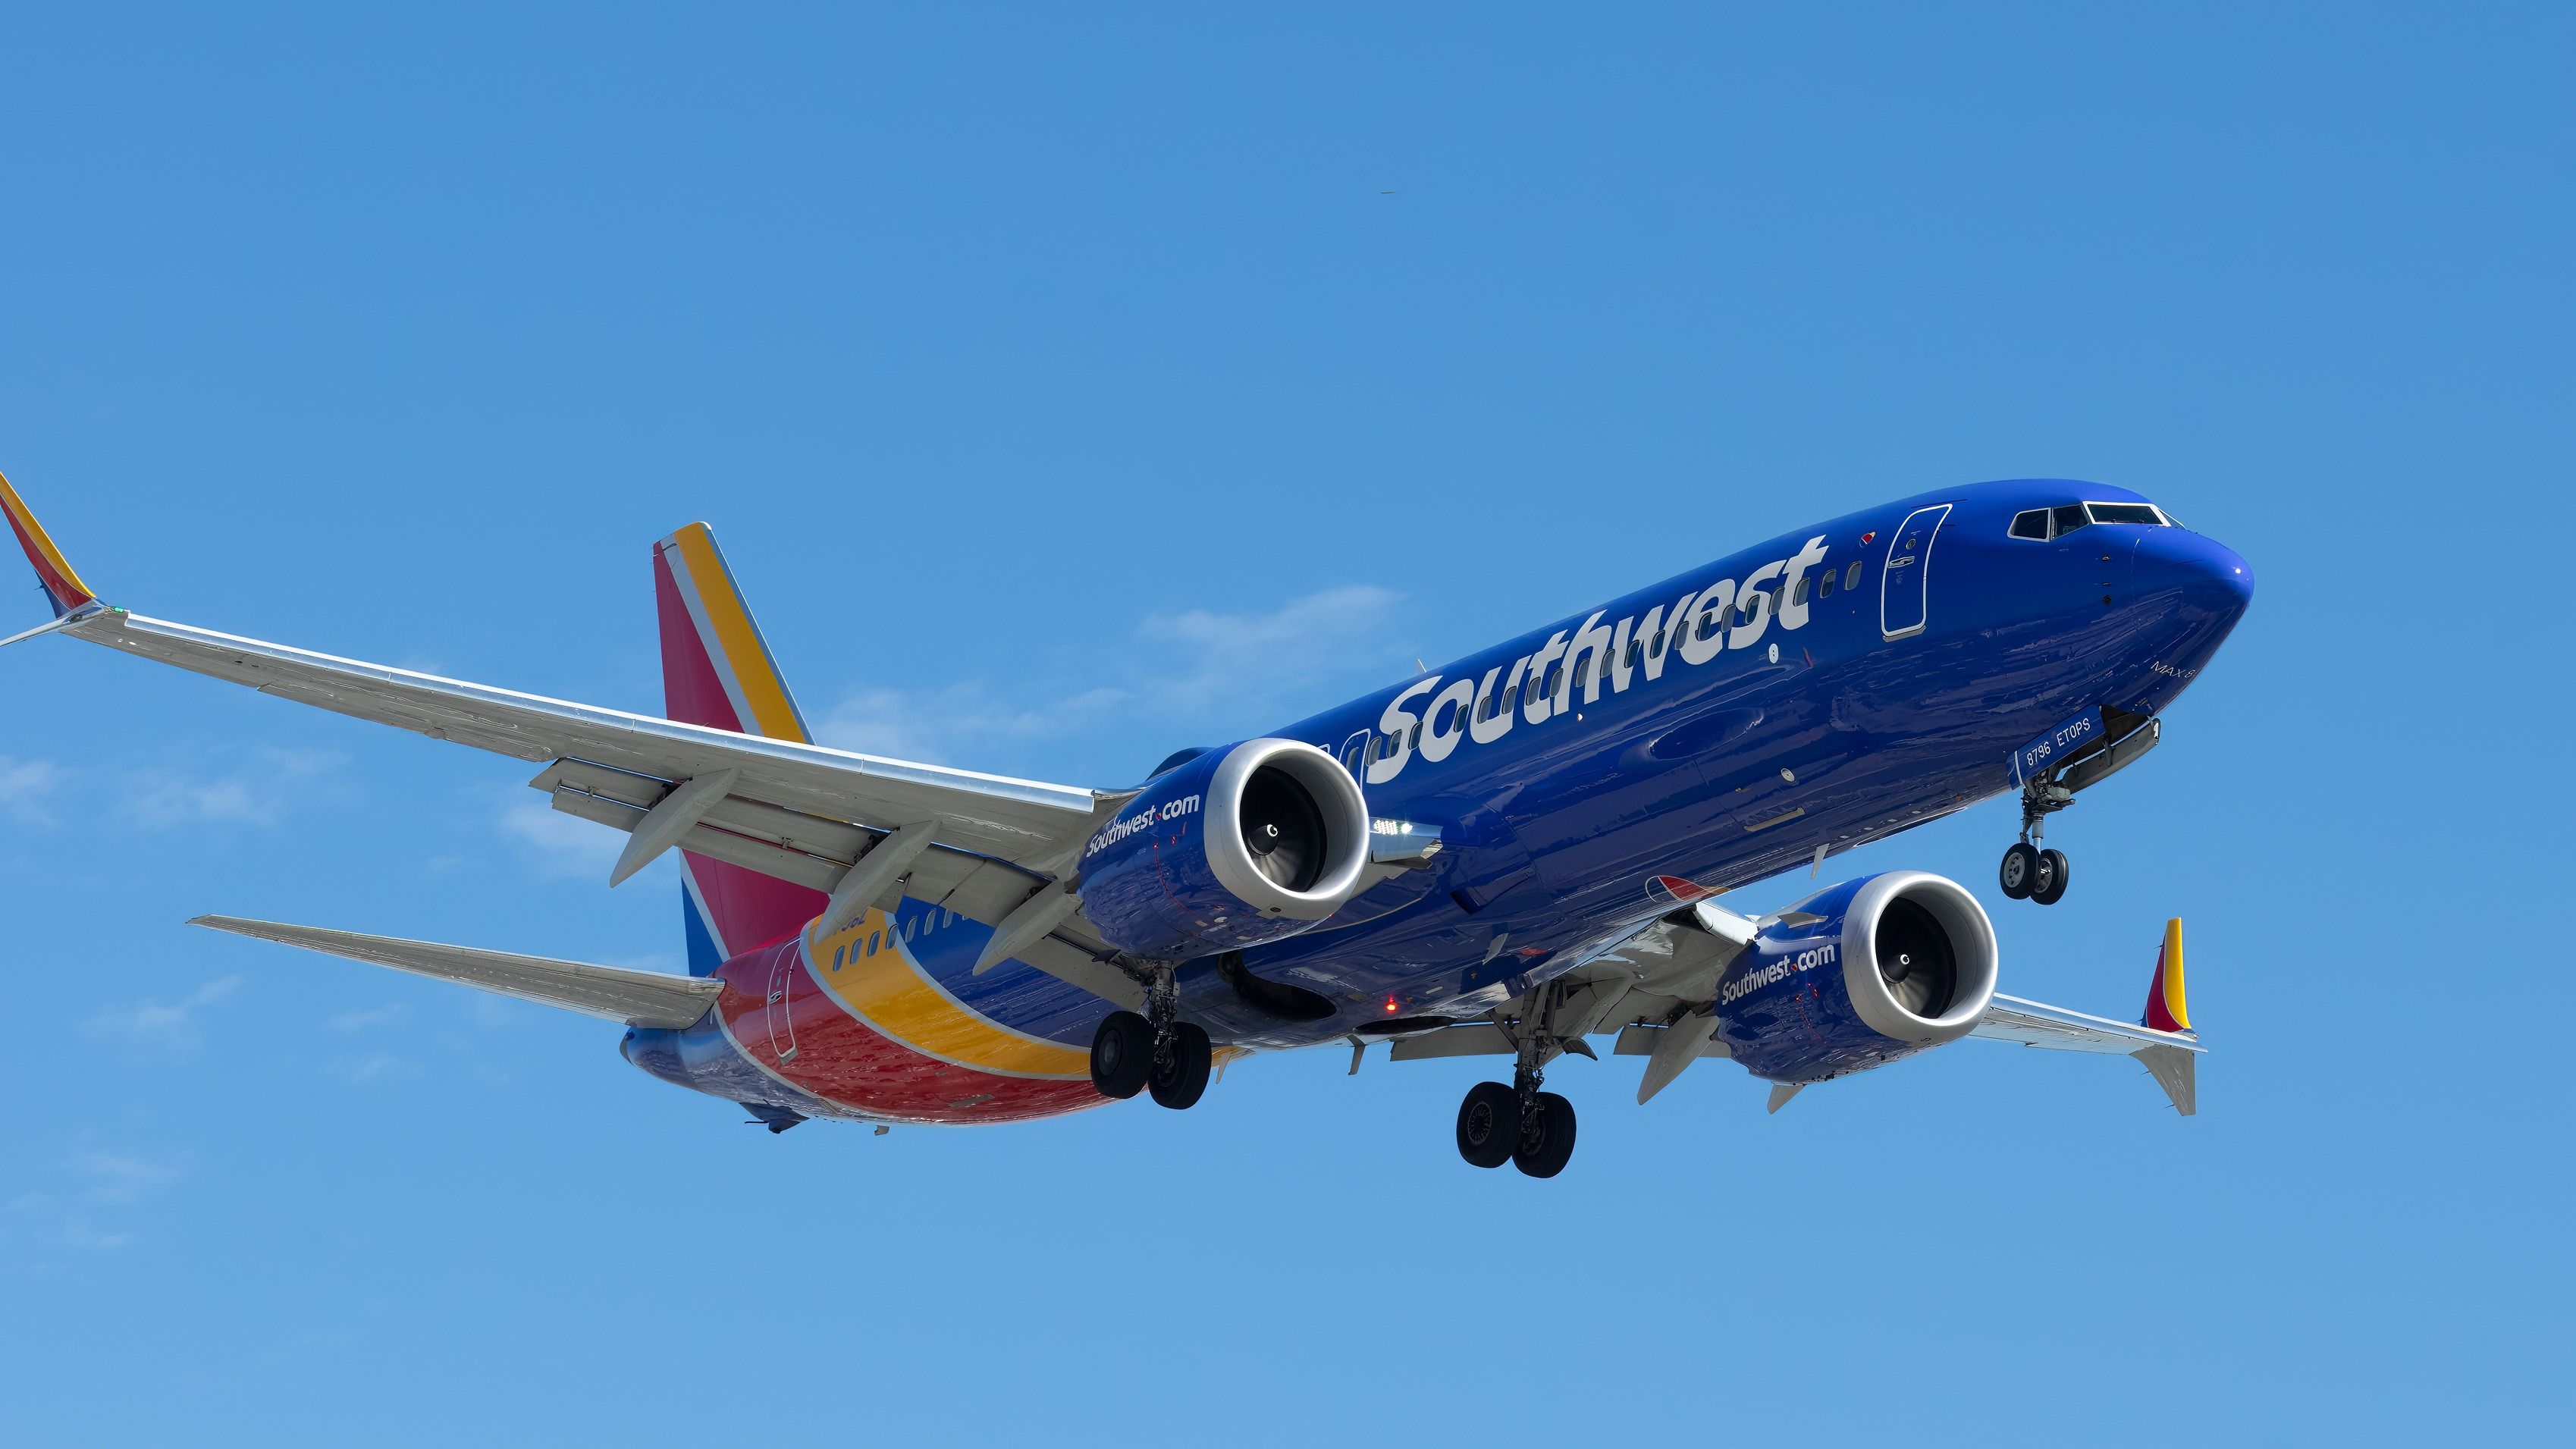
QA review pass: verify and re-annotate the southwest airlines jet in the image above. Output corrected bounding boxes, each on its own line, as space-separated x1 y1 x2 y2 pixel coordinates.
1 472 2245 1177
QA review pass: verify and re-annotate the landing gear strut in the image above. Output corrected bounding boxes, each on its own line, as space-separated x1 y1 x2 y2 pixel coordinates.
1454 1039 1578 1178
1089 966 1213 1109
1999 779 2073 906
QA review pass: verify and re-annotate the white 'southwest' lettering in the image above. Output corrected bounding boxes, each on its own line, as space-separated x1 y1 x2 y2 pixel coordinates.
1718 942 1838 1005
1359 541 1834 785
1084 794 1201 858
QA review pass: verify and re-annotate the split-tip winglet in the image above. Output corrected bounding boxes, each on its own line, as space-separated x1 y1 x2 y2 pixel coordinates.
2143 917 2190 1034
0 468 101 620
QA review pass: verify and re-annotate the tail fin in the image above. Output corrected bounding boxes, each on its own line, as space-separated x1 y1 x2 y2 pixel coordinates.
0 469 99 619
2142 917 2191 1033
652 524 825 974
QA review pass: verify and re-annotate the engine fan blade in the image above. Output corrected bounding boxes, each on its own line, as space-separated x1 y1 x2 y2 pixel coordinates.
1239 767 1328 892
1873 897 1958 1017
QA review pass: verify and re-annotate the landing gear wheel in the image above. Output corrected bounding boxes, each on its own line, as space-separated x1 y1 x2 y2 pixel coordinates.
1147 1021 1212 1109
1090 1011 1153 1099
1512 1092 1578 1179
1999 842 2039 900
2032 848 2070 906
1455 1082 1518 1168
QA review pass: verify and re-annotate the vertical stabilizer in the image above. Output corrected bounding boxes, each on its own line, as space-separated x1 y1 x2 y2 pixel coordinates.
653 524 825 973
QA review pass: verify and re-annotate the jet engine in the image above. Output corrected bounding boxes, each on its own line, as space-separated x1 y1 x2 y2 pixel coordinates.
1714 870 1999 1084
1076 739 1372 961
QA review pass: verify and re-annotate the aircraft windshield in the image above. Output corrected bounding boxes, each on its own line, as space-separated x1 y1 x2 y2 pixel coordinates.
2008 502 2176 541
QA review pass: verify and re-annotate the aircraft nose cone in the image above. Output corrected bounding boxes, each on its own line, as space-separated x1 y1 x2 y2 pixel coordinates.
2132 527 2253 622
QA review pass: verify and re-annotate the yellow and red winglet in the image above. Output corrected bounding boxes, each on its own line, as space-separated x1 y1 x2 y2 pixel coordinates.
0 469 99 619
2142 917 2191 1033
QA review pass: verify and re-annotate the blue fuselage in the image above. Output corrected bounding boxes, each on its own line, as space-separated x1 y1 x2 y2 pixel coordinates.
1176 477 2252 1049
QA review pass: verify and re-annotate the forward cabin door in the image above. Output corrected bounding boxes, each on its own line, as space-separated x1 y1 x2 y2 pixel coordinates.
1879 503 1952 641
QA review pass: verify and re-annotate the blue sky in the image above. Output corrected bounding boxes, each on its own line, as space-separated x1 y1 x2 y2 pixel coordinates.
2 5 2568 1443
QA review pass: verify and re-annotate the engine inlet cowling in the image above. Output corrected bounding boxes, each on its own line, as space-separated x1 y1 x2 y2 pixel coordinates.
1714 870 1999 1084
1076 739 1372 961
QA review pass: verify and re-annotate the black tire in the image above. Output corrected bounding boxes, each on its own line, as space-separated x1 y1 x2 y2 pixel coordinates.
1090 1011 1153 1099
2032 848 2070 906
1513 1092 1578 1179
1148 1021 1213 1109
1455 1082 1517 1168
1998 842 2038 900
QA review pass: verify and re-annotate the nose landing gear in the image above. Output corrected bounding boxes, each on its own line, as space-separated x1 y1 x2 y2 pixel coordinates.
1999 776 2076 906
1998 838 2070 905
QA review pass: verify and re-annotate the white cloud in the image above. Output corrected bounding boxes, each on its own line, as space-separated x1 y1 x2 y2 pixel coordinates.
814 682 1126 766
1136 585 1406 714
117 748 344 830
808 586 1405 767
325 1052 421 1084
84 975 240 1052
325 1004 407 1032
499 792 626 881
0 755 61 825
69 1149 183 1206
5 1146 189 1251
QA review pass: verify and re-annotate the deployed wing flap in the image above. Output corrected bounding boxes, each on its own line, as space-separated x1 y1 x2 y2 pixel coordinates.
191 916 723 1028
531 759 1144 1009
68 610 1123 864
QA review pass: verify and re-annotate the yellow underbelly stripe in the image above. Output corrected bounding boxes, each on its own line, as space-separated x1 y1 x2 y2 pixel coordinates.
805 908 1090 1079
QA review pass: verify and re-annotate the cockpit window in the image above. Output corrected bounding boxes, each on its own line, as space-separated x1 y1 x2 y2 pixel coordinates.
2051 504 2090 537
2008 510 2051 541
2086 503 2166 526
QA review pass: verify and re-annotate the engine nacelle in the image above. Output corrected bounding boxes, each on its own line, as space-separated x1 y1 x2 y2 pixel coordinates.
1076 739 1372 961
1714 870 1999 1084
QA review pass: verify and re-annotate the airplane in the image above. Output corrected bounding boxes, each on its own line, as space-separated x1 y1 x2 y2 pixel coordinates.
1 471 2245 1176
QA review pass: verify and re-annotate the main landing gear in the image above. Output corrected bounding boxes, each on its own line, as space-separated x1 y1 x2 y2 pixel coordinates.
1455 1065 1578 1178
1998 778 2073 906
1090 969 1212 1110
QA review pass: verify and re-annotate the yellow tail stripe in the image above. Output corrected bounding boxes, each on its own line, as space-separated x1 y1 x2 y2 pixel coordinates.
805 910 1091 1078
2160 917 2190 1030
670 523 805 743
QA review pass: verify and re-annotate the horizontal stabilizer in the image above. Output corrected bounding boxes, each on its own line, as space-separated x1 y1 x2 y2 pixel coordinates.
190 916 722 1028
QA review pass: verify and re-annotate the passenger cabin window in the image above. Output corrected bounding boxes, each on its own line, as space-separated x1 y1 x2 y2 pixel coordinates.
2009 509 2051 541
1818 569 1835 599
1843 562 1863 590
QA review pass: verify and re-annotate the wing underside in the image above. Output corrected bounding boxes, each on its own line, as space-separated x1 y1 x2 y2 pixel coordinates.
192 916 725 1028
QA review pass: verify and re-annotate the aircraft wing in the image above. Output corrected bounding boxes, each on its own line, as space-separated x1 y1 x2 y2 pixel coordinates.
46 607 1149 1008
67 610 1124 867
1970 993 2200 1115
193 915 723 1028
1970 993 2200 1055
